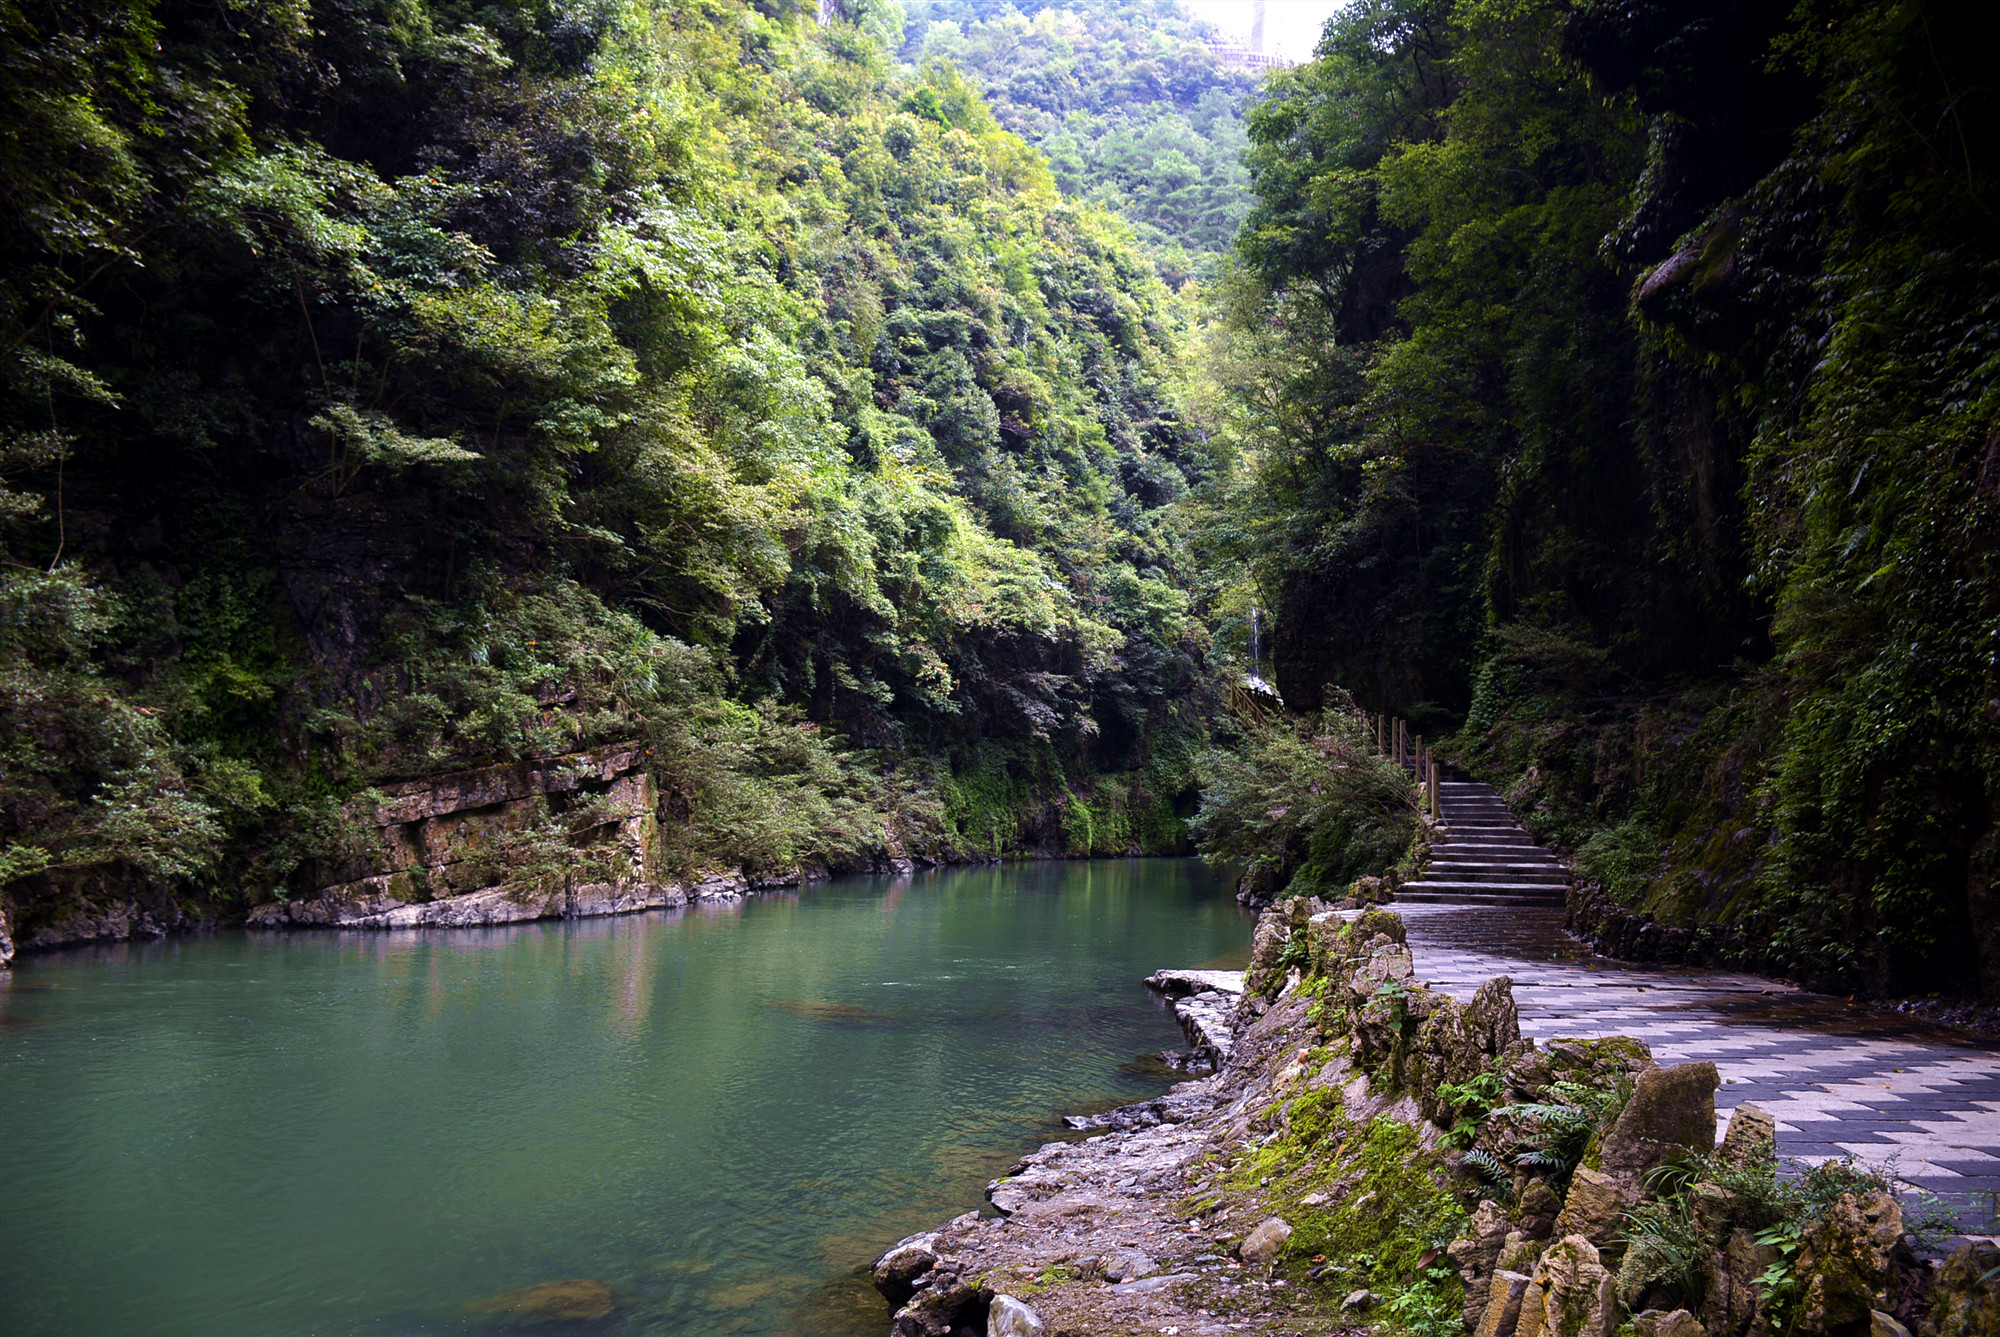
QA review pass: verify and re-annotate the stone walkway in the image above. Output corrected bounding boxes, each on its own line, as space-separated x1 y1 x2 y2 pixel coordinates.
1401 902 2000 1231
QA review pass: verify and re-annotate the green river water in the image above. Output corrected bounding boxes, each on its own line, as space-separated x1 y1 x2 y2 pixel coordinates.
0 859 1250 1337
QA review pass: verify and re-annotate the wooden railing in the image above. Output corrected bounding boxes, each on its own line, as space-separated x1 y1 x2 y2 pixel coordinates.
1365 711 1440 817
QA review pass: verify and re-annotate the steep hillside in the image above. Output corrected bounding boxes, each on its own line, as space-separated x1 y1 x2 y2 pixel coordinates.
904 0 1261 260
0 0 1215 955
1205 0 2000 1000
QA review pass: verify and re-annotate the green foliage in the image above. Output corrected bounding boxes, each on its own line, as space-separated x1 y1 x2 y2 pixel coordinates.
0 0 1218 920
1189 701 1419 897
0 568 222 887
1274 1116 1468 1325
1616 1190 1709 1310
905 0 1258 256
1214 0 2000 998
1435 1066 1505 1148
1493 1079 1632 1191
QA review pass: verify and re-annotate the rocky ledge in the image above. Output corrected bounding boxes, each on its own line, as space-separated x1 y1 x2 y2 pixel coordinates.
246 868 753 930
869 899 2000 1337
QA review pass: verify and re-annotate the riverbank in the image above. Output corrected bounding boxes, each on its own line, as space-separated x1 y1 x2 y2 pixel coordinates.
870 899 2000 1336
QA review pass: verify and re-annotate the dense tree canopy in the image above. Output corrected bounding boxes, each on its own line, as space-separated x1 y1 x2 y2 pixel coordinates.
905 0 1259 259
1214 0 2000 998
0 0 1215 921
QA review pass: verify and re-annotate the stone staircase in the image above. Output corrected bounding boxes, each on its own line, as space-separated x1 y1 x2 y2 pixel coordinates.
1396 780 1570 907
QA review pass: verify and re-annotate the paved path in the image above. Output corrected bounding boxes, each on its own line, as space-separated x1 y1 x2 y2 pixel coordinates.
1400 902 2000 1229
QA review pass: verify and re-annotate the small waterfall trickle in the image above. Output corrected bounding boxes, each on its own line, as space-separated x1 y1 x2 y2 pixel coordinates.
1244 606 1274 695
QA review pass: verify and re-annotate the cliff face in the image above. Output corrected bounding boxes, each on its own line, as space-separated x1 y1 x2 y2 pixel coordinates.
1226 0 2000 1001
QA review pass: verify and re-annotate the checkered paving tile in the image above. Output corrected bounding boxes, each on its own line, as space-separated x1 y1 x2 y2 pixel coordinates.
1394 903 2000 1227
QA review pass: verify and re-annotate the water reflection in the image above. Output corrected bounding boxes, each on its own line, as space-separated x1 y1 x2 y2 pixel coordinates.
0 859 1249 1337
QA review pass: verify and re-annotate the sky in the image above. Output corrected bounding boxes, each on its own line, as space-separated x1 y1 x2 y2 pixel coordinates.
1183 0 1349 63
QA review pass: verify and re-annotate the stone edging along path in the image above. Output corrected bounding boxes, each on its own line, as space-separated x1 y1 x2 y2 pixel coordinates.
1399 774 2000 1202
869 895 2000 1337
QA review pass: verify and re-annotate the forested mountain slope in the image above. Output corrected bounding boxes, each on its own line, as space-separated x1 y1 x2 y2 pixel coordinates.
0 0 1215 953
1214 0 2000 1001
904 0 1259 259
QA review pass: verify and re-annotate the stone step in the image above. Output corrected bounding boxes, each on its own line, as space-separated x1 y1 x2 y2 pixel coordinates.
1419 869 1568 885
1395 889 1568 905
1432 860 1568 872
1401 878 1570 894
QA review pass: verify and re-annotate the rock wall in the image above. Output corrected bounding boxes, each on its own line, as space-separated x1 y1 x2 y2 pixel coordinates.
248 741 770 930
0 741 793 960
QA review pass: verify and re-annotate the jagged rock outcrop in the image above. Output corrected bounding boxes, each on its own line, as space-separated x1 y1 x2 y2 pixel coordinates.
1922 1241 2000 1337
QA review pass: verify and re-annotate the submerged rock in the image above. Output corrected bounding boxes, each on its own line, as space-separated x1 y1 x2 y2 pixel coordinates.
465 1278 614 1322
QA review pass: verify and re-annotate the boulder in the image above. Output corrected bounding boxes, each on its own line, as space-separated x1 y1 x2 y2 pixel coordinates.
1632 1310 1707 1337
1597 1061 1719 1192
1343 1288 1376 1311
892 1271 979 1337
1515 1280 1550 1337
1797 1191 1907 1333
1413 978 1522 1125
1477 1271 1534 1337
1717 1105 1776 1164
1100 1247 1156 1283
1871 1310 1912 1337
1536 1235 1621 1337
1701 1226 1781 1336
1552 1167 1631 1249
1923 1241 2000 1337
465 1278 614 1321
1349 907 1408 945
1243 909 1293 998
987 1294 1045 1337
1539 1037 1655 1094
872 1231 942 1307
1450 1199 1514 1328
1239 1217 1293 1267
1498 1231 1545 1275
1516 1182 1563 1240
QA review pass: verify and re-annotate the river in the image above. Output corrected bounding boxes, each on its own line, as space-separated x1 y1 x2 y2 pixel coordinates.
0 859 1251 1337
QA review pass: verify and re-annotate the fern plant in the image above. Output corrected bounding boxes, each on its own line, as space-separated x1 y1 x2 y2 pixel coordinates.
1496 1079 1630 1191
1616 1191 1709 1309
